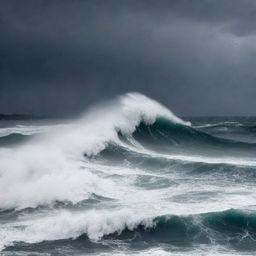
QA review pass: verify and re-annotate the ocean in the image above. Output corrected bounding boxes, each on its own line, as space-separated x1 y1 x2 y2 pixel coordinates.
0 93 256 256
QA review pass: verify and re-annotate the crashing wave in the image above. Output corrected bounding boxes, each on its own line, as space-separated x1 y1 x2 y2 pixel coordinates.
1 208 256 251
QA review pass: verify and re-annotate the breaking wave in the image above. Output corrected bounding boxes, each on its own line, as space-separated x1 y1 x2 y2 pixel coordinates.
2 209 256 251
1 93 256 255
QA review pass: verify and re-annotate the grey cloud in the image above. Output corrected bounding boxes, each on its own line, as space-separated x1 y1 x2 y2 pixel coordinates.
0 0 256 116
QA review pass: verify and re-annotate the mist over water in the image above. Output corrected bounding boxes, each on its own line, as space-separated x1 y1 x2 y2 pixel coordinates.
1 93 256 256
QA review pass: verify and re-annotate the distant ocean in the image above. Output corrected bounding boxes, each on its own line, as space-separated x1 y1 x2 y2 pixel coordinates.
1 93 256 256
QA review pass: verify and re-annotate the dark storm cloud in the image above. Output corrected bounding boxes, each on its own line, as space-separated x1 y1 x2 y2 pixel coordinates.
0 0 256 116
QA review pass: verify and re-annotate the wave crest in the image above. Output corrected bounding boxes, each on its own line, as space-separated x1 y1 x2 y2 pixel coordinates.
2 209 256 251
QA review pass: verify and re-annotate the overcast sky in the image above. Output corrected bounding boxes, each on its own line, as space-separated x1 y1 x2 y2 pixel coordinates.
0 0 256 116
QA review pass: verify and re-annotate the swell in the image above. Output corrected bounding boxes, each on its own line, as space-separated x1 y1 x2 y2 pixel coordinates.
5 209 256 252
195 120 256 133
0 133 33 146
132 118 256 147
93 116 256 166
102 209 256 250
94 118 256 162
0 193 114 223
194 121 244 129
95 143 256 183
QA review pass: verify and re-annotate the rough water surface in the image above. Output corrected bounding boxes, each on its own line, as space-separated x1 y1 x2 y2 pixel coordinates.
1 93 256 256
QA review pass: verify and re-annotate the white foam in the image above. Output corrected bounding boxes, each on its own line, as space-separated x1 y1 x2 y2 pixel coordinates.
97 247 246 256
0 209 154 250
0 93 189 209
120 93 190 127
0 93 255 251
